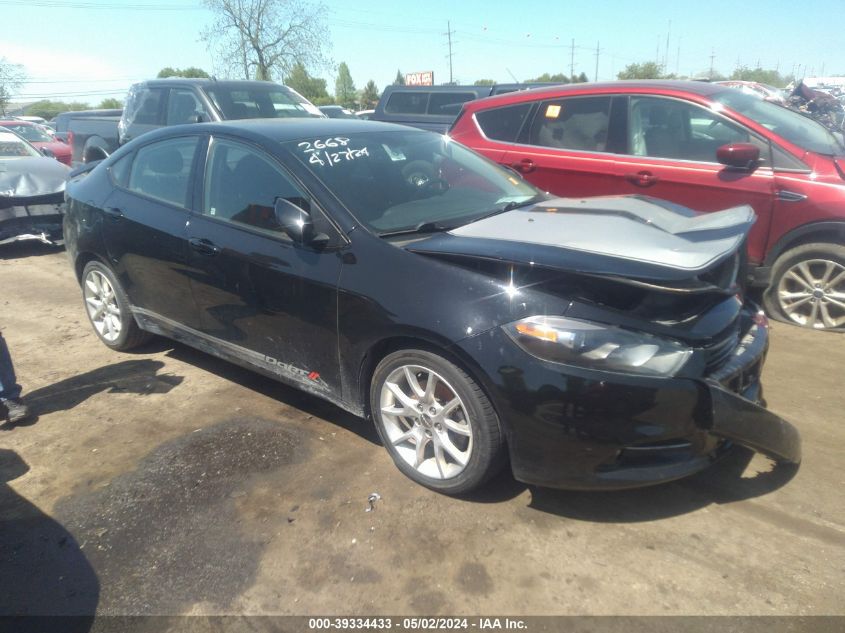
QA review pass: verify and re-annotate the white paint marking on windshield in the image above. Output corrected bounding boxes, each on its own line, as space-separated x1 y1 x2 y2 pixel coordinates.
297 137 369 168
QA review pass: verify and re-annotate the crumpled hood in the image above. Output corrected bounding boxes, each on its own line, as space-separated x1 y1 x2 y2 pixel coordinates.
0 157 69 199
408 196 755 284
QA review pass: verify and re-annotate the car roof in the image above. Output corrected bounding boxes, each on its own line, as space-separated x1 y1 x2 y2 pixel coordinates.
141 118 419 144
463 79 730 110
135 79 293 90
0 120 34 126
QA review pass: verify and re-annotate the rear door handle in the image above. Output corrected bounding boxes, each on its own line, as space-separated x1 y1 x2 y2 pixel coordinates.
510 158 536 174
103 207 124 220
189 237 220 256
625 170 658 187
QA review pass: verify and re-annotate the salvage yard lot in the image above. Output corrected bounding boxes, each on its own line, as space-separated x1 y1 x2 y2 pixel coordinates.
1 243 843 616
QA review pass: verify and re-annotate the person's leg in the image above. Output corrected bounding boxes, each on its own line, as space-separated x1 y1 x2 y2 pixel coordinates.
0 333 30 423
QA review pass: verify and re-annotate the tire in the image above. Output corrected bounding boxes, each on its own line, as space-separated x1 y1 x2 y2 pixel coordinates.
81 261 152 350
763 242 845 332
369 349 506 494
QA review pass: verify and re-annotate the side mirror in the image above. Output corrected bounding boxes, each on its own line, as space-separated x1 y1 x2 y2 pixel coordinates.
192 113 207 124
40 147 55 158
273 198 330 248
717 142 760 170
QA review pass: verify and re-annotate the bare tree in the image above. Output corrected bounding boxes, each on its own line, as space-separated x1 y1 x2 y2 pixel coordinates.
0 58 26 116
201 0 330 82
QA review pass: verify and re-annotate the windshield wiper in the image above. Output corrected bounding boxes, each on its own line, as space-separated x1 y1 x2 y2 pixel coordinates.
462 193 548 225
378 221 455 238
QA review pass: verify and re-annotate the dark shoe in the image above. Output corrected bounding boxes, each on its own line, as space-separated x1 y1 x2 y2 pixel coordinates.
2 398 31 423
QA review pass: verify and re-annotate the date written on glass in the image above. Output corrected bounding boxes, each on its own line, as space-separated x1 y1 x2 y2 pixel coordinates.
298 137 369 168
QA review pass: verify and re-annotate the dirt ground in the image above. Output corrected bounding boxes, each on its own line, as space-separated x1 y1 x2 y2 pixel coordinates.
0 242 843 618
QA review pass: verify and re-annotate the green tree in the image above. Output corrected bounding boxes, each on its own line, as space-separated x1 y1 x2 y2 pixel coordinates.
98 98 123 109
617 61 671 80
526 72 569 83
394 69 405 85
0 57 26 116
157 66 210 78
575 72 589 83
335 62 357 109
474 79 496 86
201 0 329 81
284 62 329 102
730 66 788 88
360 80 379 109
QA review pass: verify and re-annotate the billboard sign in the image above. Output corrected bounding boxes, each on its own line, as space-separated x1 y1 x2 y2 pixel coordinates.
405 71 434 86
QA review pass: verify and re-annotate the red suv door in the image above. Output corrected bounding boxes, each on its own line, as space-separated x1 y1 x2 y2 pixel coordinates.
499 95 622 198
613 95 775 264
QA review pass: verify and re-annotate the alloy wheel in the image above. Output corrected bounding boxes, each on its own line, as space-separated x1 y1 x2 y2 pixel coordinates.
83 269 123 342
776 258 845 329
379 364 473 480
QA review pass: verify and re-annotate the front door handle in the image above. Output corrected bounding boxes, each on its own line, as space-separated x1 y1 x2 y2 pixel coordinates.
189 237 220 256
510 158 536 174
103 207 124 221
626 170 658 187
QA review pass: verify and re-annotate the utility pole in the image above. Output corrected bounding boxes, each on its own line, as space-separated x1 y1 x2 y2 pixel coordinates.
444 21 456 84
570 38 575 79
709 48 715 79
594 41 600 82
664 20 671 73
676 38 681 76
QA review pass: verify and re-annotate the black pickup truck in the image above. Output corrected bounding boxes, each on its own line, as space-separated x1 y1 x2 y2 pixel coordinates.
62 78 323 166
371 83 558 133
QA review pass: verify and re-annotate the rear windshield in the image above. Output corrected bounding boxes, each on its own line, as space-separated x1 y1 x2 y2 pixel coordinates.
2 124 52 143
205 85 323 120
384 91 477 116
713 89 843 155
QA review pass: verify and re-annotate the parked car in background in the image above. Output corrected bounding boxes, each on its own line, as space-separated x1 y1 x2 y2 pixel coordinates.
53 109 123 166
64 119 799 493
56 80 326 167
355 109 375 120
449 80 845 331
319 105 356 119
715 81 786 104
118 78 325 145
0 129 68 245
0 120 72 165
372 83 559 133
14 115 48 125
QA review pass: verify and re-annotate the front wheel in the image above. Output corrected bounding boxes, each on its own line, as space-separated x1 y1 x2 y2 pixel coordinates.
81 261 151 350
369 349 506 494
763 243 845 331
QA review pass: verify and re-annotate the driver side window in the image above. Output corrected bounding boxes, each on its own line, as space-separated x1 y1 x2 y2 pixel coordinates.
628 96 758 163
203 137 310 239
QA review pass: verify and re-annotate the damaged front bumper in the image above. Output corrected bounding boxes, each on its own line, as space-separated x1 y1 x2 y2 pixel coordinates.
0 198 65 246
457 307 801 490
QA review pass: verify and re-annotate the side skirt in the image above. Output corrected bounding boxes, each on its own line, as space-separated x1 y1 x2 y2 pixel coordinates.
132 307 365 418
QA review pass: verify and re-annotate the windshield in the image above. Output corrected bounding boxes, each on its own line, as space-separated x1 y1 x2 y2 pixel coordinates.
284 130 541 235
205 85 324 120
713 89 841 155
3 123 52 143
0 131 40 158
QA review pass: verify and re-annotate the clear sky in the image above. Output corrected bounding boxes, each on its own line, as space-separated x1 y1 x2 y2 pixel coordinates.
3 0 843 107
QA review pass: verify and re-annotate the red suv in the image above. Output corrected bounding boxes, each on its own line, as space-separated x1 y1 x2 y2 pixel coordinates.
449 80 845 331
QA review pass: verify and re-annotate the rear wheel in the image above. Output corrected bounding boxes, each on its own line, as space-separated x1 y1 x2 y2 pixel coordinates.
81 261 151 350
763 243 845 331
369 349 506 494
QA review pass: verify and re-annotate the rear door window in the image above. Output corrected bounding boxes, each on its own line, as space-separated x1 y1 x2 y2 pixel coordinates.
384 92 429 115
475 103 533 142
427 92 476 115
126 87 166 125
127 136 199 208
528 97 612 152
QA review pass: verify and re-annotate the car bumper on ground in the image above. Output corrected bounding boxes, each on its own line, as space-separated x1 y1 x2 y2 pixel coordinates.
0 199 65 246
456 308 801 490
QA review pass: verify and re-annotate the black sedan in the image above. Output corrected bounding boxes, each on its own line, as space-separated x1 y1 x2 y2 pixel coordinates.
64 119 800 494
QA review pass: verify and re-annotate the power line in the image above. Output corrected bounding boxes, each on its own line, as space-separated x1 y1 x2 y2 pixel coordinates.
0 0 201 9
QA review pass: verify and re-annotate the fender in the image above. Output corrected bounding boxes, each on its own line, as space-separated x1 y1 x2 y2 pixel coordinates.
764 221 845 266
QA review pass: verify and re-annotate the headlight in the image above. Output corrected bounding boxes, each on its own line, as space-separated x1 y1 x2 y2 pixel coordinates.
503 316 691 377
